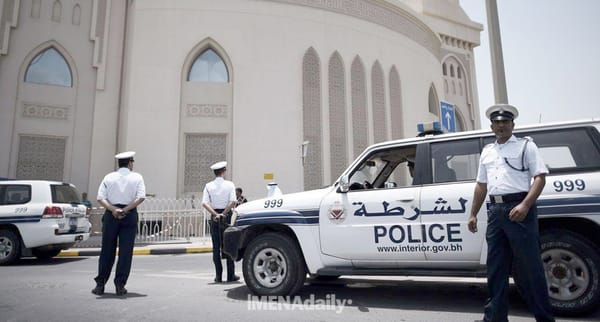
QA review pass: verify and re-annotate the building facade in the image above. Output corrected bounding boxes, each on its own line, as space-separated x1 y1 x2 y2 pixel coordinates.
0 0 483 201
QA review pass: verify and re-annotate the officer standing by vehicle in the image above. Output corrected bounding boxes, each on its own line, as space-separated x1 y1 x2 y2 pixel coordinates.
92 151 146 296
202 161 239 283
468 105 554 322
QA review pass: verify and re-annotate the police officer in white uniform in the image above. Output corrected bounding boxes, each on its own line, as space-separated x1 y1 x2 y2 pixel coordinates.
202 161 239 283
92 151 146 296
468 105 554 322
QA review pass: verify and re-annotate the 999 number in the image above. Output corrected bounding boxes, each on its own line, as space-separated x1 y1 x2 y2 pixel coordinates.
553 179 585 192
264 199 283 208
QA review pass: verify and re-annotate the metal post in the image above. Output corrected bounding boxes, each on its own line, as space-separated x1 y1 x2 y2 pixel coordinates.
486 0 508 104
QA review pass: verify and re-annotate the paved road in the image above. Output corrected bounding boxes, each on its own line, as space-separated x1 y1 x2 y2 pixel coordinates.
1 254 598 322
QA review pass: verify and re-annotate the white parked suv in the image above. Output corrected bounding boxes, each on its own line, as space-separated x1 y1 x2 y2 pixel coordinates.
224 119 600 316
0 180 91 264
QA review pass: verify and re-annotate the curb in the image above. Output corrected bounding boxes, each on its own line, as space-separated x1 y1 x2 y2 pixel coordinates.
58 246 212 257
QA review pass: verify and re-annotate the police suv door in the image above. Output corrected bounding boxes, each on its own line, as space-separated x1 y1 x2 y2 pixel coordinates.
418 138 486 267
319 145 426 267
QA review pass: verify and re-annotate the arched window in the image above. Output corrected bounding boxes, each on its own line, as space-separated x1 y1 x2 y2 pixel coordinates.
450 65 455 77
24 47 72 87
442 63 447 76
428 84 439 116
457 67 462 79
188 49 229 83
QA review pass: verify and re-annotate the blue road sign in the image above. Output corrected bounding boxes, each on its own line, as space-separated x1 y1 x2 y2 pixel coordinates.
440 101 456 132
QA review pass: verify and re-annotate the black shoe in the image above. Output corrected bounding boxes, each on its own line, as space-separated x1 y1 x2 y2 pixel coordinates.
226 275 240 282
115 285 127 296
91 285 104 295
214 276 222 283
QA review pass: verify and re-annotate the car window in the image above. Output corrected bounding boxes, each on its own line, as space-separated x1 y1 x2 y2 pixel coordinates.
523 127 600 173
348 145 417 190
51 184 81 204
429 139 481 183
0 185 32 205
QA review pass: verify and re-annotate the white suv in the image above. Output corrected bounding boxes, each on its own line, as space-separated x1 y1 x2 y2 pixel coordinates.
0 180 91 264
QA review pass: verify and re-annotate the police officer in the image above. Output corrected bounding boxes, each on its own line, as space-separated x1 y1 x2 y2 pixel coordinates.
92 151 146 296
468 105 554 322
202 161 239 283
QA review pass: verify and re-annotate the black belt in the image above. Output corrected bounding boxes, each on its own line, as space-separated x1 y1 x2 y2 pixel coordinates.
489 192 528 204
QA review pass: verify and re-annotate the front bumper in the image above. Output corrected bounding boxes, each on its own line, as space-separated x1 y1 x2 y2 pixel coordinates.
223 226 244 260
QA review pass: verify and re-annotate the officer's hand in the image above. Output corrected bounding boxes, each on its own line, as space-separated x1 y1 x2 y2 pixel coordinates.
468 215 477 233
112 208 124 219
509 204 528 222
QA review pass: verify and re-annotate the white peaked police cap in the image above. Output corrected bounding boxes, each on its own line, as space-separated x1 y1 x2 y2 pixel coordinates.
115 151 135 160
485 104 519 121
210 161 227 170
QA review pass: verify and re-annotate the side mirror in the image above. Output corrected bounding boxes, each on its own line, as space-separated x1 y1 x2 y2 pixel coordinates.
339 175 350 193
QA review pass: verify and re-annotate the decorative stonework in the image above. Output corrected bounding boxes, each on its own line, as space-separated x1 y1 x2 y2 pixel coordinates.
22 103 69 120
351 56 368 158
186 104 228 117
302 47 323 190
262 0 440 58
328 52 347 179
389 66 403 140
440 34 474 51
184 134 226 193
371 61 386 143
17 135 65 181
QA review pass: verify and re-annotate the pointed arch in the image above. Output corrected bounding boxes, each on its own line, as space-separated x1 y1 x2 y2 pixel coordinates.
302 47 323 190
428 84 439 116
72 4 81 25
351 55 367 158
454 106 466 132
24 45 73 87
328 51 347 179
185 38 231 83
371 60 386 143
52 0 62 22
389 65 403 140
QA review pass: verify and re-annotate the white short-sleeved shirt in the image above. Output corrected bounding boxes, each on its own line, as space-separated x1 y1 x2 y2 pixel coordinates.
202 177 236 209
476 135 548 195
97 168 146 205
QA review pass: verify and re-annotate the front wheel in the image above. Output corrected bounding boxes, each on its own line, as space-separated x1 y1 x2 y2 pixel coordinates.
243 232 306 296
541 230 600 316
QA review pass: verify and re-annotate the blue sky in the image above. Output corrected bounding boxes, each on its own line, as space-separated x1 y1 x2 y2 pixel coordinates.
459 0 600 127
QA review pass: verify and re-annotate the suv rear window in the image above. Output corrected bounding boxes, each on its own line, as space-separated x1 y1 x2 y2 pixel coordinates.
51 184 81 204
0 185 32 205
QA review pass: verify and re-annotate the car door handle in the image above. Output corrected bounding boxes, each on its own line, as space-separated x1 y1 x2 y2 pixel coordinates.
396 198 415 202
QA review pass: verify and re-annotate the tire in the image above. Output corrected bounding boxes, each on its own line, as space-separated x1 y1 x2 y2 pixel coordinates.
540 229 600 316
242 232 306 296
32 248 62 260
0 229 21 265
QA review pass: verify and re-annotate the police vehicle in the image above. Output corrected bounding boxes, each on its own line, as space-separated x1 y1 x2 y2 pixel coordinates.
224 119 600 316
0 180 91 264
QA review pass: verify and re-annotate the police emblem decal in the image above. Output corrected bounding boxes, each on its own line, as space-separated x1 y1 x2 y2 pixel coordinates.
328 204 346 223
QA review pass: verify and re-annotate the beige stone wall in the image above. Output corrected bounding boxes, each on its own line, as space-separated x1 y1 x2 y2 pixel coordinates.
0 0 483 202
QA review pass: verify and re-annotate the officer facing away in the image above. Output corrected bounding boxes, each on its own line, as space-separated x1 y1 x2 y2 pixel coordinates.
202 161 239 283
468 105 554 322
92 151 146 296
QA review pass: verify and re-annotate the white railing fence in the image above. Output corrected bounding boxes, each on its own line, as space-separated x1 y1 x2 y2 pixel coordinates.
89 197 212 243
